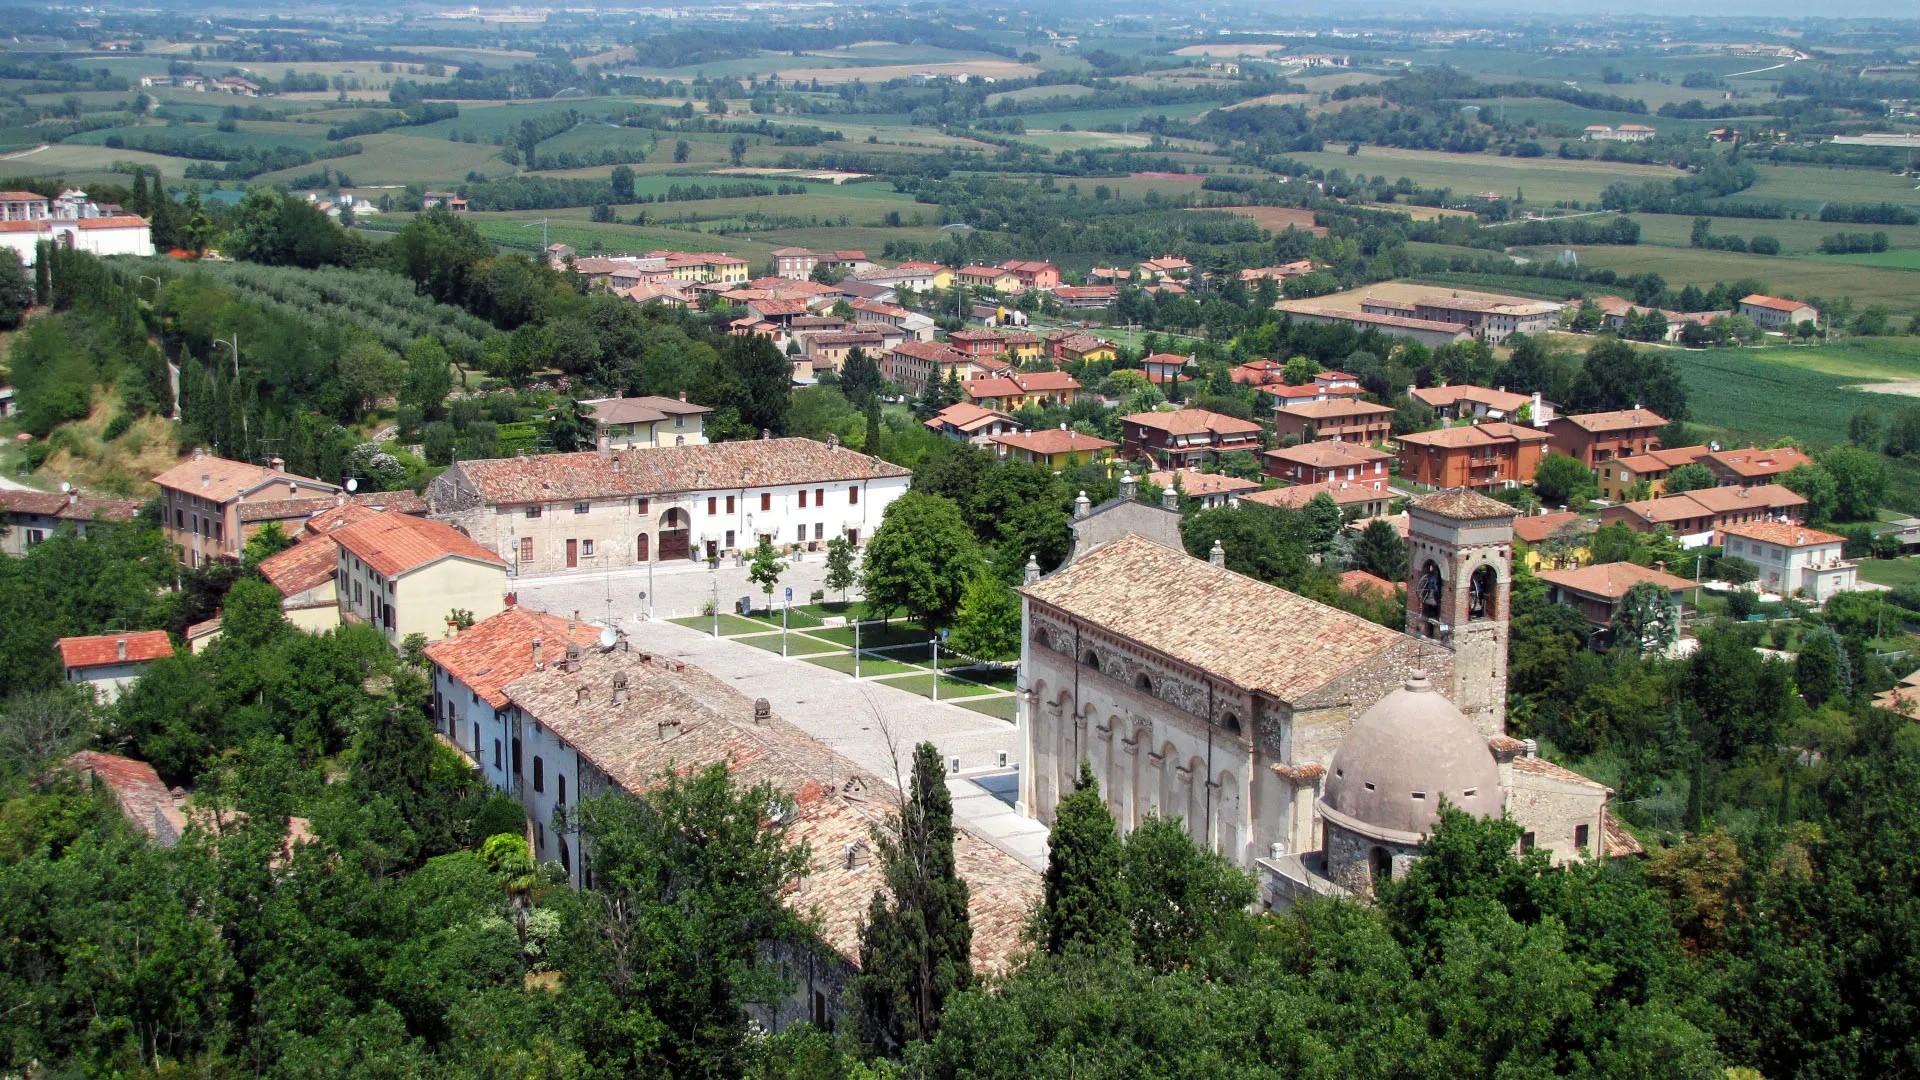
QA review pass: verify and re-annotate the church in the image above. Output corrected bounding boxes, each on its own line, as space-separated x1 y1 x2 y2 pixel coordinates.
1015 487 1638 904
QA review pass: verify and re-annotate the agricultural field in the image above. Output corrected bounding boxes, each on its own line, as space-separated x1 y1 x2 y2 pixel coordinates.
1540 244 1920 309
1275 145 1688 204
1741 164 1920 212
1825 249 1920 271
1626 212 1920 253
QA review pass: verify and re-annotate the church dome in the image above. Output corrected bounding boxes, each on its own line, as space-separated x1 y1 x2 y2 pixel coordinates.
1319 672 1503 844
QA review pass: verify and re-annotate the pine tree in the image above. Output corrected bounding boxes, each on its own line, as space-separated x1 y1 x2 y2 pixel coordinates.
856 742 973 1053
1041 761 1127 955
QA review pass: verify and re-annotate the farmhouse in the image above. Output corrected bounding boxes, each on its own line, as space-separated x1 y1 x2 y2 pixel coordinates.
1738 294 1819 328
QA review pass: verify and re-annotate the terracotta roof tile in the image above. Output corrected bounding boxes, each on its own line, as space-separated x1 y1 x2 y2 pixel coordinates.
503 649 1039 971
0 491 141 522
1274 398 1395 420
1411 384 1533 413
1265 441 1391 468
1717 521 1846 548
150 454 337 503
1412 489 1519 521
444 439 909 506
1557 409 1666 433
425 607 605 708
1703 445 1811 478
332 512 508 577
257 535 345 597
1511 511 1588 545
1613 445 1710 473
1740 293 1814 313
1340 569 1398 595
57 630 173 668
59 751 174 837
992 429 1115 456
1146 470 1260 496
1121 409 1263 437
1537 561 1694 600
1021 534 1403 701
1243 481 1387 509
1397 422 1549 450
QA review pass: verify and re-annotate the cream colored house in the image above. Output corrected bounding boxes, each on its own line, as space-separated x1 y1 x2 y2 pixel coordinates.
332 512 509 648
584 395 711 449
1718 521 1857 603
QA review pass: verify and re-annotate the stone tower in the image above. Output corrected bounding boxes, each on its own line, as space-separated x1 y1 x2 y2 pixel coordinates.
1405 490 1516 736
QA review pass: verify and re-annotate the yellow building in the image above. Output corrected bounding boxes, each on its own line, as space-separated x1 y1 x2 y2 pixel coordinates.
585 395 711 449
961 370 1083 412
666 253 750 284
1512 511 1594 571
333 512 509 649
1598 445 1709 502
989 429 1115 470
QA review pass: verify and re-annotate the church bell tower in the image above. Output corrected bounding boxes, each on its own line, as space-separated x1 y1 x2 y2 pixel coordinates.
1406 490 1517 736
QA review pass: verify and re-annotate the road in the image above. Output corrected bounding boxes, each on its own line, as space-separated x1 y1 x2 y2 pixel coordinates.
511 550 844 623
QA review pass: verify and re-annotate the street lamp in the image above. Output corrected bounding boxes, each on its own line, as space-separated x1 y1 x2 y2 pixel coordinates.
212 334 239 378
711 562 720 639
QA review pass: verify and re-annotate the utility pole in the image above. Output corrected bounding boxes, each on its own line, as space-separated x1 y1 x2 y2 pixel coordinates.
522 218 549 257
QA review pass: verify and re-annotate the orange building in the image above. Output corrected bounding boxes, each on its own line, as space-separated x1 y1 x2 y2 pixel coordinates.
1547 409 1666 468
1396 422 1551 490
1271 398 1394 444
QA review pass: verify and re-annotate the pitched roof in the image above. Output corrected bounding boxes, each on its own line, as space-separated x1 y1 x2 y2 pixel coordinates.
425 607 605 708
1022 534 1403 702
1121 409 1263 436
1340 569 1399 595
1397 421 1550 449
60 751 174 838
891 339 968 364
1703 445 1811 478
1275 301 1470 334
1613 445 1710 473
0 490 141 522
56 630 173 668
991 429 1115 456
924 402 1016 433
1412 489 1518 521
1556 409 1666 433
1538 561 1694 600
1740 293 1815 313
1053 286 1118 299
149 454 337 503
237 489 427 524
1274 398 1395 420
1146 470 1261 497
503 648 1039 972
586 396 712 424
1718 521 1847 548
332 512 508 577
1243 480 1387 509
1264 441 1391 468
1511 511 1587 546
1411 384 1532 413
257 533 345 597
446 439 910 505
963 371 1082 398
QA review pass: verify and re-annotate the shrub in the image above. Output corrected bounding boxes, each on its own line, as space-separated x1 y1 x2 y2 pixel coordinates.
102 413 133 441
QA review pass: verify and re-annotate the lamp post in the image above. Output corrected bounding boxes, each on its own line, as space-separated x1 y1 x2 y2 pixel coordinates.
522 218 549 256
782 586 791 657
853 613 861 679
212 334 239 378
711 564 720 638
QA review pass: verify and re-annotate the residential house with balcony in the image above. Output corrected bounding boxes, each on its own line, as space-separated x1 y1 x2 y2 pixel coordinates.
1410 384 1553 427
1271 398 1395 445
1263 440 1392 488
956 265 1021 292
585 395 710 449
333 512 509 649
1701 445 1814 489
886 340 1006 396
1547 409 1667 468
1599 484 1808 546
961 370 1082 412
1141 353 1193 386
946 329 1041 362
849 300 935 342
1147 469 1261 509
1122 409 1265 469
1598 445 1710 501
991 428 1116 470
923 402 1023 445
999 260 1060 291
1538 563 1693 638
1718 521 1857 603
0 490 140 556
1396 422 1551 490
1243 480 1393 519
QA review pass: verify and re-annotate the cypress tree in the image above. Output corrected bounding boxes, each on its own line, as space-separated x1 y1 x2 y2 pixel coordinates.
856 742 973 1053
1041 761 1127 955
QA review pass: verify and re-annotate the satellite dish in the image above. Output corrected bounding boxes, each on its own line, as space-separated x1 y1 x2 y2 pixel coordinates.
345 477 358 492
1709 441 1721 452
598 625 618 650
59 481 70 493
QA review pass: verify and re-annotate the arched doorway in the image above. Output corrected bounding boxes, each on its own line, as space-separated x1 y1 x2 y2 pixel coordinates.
636 532 650 562
657 507 691 561
1418 560 1444 624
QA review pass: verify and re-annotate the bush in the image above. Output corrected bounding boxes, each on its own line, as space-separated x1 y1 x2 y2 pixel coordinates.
466 790 526 844
102 413 133 441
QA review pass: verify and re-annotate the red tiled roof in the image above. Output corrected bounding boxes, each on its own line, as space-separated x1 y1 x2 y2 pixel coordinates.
992 429 1115 456
75 215 150 230
1397 421 1549 449
1538 561 1693 600
1557 409 1666 433
1146 470 1260 497
425 606 605 708
1411 384 1532 413
257 535 345 597
57 630 173 668
1718 521 1846 548
1274 398 1395 420
0 490 141 522
963 371 1082 399
1740 293 1814 313
60 751 174 837
1704 445 1812 478
447 439 909 505
1511 511 1586 545
1264 441 1391 468
1340 569 1398 595
1122 409 1263 437
1243 481 1387 509
1053 286 1118 299
331 512 508 577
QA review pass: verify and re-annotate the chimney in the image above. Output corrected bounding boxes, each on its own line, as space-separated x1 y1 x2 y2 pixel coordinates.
192 447 204 461
754 697 771 724
564 643 582 673
612 671 630 705
115 637 128 661
1119 472 1137 502
1073 490 1091 519
334 490 348 507
678 390 688 402
596 431 610 457
826 433 839 451
532 638 544 670
1523 738 1538 759
1209 540 1226 567
575 685 590 705
658 719 681 743
760 428 771 440
445 617 459 639
1162 485 1178 511
1024 554 1041 585
1532 391 1544 427
270 456 284 472
201 473 210 488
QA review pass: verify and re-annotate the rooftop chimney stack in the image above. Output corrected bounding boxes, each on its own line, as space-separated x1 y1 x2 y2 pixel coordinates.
754 698 771 724
115 637 128 661
1162 485 1179 511
1024 554 1041 585
532 638 544 670
270 456 285 472
1209 540 1226 568
597 431 610 457
612 671 630 705
1119 472 1137 502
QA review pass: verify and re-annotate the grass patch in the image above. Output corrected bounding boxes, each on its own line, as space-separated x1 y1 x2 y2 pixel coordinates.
668 613 774 637
741 607 826 629
869 673 1005 700
1857 557 1920 588
1825 249 1920 272
806 620 930 649
956 696 1019 721
1548 245 1920 310
737 631 843 656
802 652 923 677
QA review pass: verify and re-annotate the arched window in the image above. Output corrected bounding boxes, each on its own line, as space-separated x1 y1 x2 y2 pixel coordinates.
1469 564 1499 621
1418 561 1444 621
1221 712 1242 736
1082 649 1101 672
1370 845 1392 885
1135 672 1154 694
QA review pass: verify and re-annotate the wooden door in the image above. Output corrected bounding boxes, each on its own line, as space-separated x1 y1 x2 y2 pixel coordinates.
636 533 650 562
565 539 578 568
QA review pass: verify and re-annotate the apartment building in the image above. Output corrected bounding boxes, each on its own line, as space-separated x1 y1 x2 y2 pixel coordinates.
1396 422 1551 489
1271 398 1395 445
1547 409 1667 468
